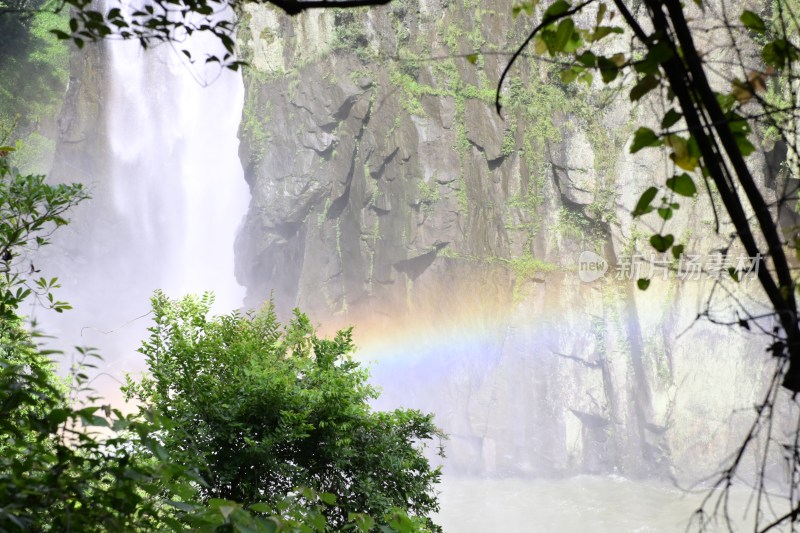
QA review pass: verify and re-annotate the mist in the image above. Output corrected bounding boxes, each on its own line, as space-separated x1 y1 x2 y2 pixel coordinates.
26 3 800 531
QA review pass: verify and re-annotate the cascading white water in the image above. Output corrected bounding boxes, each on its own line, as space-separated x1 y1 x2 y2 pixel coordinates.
42 19 249 390
107 30 248 313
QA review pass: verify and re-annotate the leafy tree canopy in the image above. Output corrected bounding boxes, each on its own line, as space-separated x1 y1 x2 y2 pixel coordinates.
125 291 445 531
0 148 441 531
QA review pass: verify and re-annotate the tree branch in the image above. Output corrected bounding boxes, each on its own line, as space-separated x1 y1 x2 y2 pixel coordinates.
267 0 391 16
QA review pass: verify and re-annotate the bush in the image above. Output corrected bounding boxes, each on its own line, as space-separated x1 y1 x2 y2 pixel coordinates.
125 292 445 531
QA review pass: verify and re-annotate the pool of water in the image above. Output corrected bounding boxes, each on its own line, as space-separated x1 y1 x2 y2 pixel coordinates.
435 476 762 532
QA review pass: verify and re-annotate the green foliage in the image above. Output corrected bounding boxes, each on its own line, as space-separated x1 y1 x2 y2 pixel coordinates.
0 149 88 321
500 253 558 299
332 7 373 60
125 292 444 531
416 179 440 213
0 153 181 532
665 173 697 198
502 0 793 273
502 253 558 280
241 77 273 165
0 150 435 532
0 7 70 172
0 346 176 531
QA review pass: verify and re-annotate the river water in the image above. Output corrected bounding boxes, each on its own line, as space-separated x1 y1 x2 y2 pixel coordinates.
436 476 756 532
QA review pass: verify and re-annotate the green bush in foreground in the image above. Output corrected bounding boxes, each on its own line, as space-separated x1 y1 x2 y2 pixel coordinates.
125 292 445 532
0 149 443 531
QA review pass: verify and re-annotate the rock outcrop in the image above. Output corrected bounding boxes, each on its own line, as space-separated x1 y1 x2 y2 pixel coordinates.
233 0 791 480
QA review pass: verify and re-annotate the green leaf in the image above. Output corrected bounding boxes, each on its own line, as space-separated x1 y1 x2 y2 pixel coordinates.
727 114 750 134
657 206 673 220
466 54 479 64
630 75 659 101
50 29 71 40
248 503 272 513
763 39 798 69
665 136 699 170
597 55 620 83
650 233 675 253
637 278 651 290
576 51 596 67
560 66 583 83
630 127 661 153
632 186 658 217
48 408 71 425
591 25 623 42
319 492 337 505
661 108 682 129
740 10 766 34
549 18 576 53
543 0 570 18
596 2 606 23
716 92 736 112
734 132 756 156
635 41 673 74
166 500 197 512
666 173 697 197
672 244 685 259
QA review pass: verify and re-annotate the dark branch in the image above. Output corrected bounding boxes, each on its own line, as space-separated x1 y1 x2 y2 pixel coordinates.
267 0 391 16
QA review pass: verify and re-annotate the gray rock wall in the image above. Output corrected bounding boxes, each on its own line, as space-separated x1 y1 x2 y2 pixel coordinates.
44 0 795 483
234 0 794 480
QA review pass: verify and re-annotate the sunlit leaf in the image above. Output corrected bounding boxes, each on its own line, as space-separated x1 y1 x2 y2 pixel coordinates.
666 173 697 197
665 135 699 170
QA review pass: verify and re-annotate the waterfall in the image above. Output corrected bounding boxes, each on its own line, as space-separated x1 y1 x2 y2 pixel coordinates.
106 33 248 312
44 25 249 388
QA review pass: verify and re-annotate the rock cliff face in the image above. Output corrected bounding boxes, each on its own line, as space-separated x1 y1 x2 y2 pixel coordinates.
233 1 793 480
